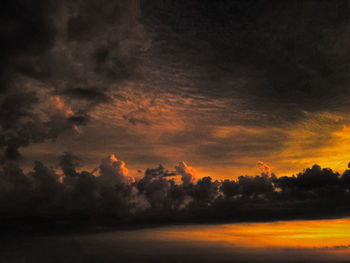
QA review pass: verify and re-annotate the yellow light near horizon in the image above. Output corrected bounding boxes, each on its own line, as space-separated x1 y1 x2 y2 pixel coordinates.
268 121 350 178
149 218 350 251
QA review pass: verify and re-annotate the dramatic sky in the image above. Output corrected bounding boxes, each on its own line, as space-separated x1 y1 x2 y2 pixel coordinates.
3 0 350 179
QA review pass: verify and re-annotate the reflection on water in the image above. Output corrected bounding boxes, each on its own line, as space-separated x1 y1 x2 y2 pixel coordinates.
147 218 350 249
2 218 350 263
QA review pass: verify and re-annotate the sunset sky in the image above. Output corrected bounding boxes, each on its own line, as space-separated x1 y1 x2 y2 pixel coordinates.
3 0 350 180
3 2 350 262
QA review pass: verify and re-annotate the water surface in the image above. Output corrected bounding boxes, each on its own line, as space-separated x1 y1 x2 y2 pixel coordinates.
2 218 350 262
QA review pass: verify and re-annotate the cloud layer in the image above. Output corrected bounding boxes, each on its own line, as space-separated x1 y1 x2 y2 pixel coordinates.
1 153 350 231
2 1 350 233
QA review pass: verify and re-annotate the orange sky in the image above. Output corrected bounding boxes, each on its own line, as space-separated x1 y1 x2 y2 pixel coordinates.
4 0 350 186
20 95 350 180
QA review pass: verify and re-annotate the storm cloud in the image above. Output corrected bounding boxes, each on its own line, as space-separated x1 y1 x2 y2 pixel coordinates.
2 0 350 179
0 0 150 162
2 0 350 234
1 152 350 232
142 0 350 118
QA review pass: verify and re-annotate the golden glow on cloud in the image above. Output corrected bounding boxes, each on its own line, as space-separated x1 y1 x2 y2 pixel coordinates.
175 161 197 185
212 125 262 139
275 113 350 177
49 96 74 117
20 93 350 181
98 154 135 184
256 161 271 177
190 111 350 179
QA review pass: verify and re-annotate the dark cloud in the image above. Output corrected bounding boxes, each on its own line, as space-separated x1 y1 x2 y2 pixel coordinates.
123 114 151 126
0 0 70 160
58 87 109 103
4 0 349 173
67 0 129 42
0 0 151 161
0 0 57 93
1 152 350 232
0 92 52 160
92 45 137 81
59 151 81 177
141 0 350 123
3 1 350 239
67 114 90 126
66 0 150 81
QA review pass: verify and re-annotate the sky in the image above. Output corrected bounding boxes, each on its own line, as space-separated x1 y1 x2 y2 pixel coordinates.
3 0 350 180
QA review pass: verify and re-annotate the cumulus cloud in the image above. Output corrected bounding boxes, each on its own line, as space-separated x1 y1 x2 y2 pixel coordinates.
175 161 197 185
256 161 272 177
4 1 350 233
1 151 350 232
98 154 135 186
59 151 81 177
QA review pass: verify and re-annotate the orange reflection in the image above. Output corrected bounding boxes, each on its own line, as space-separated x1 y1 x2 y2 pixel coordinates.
149 218 350 252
